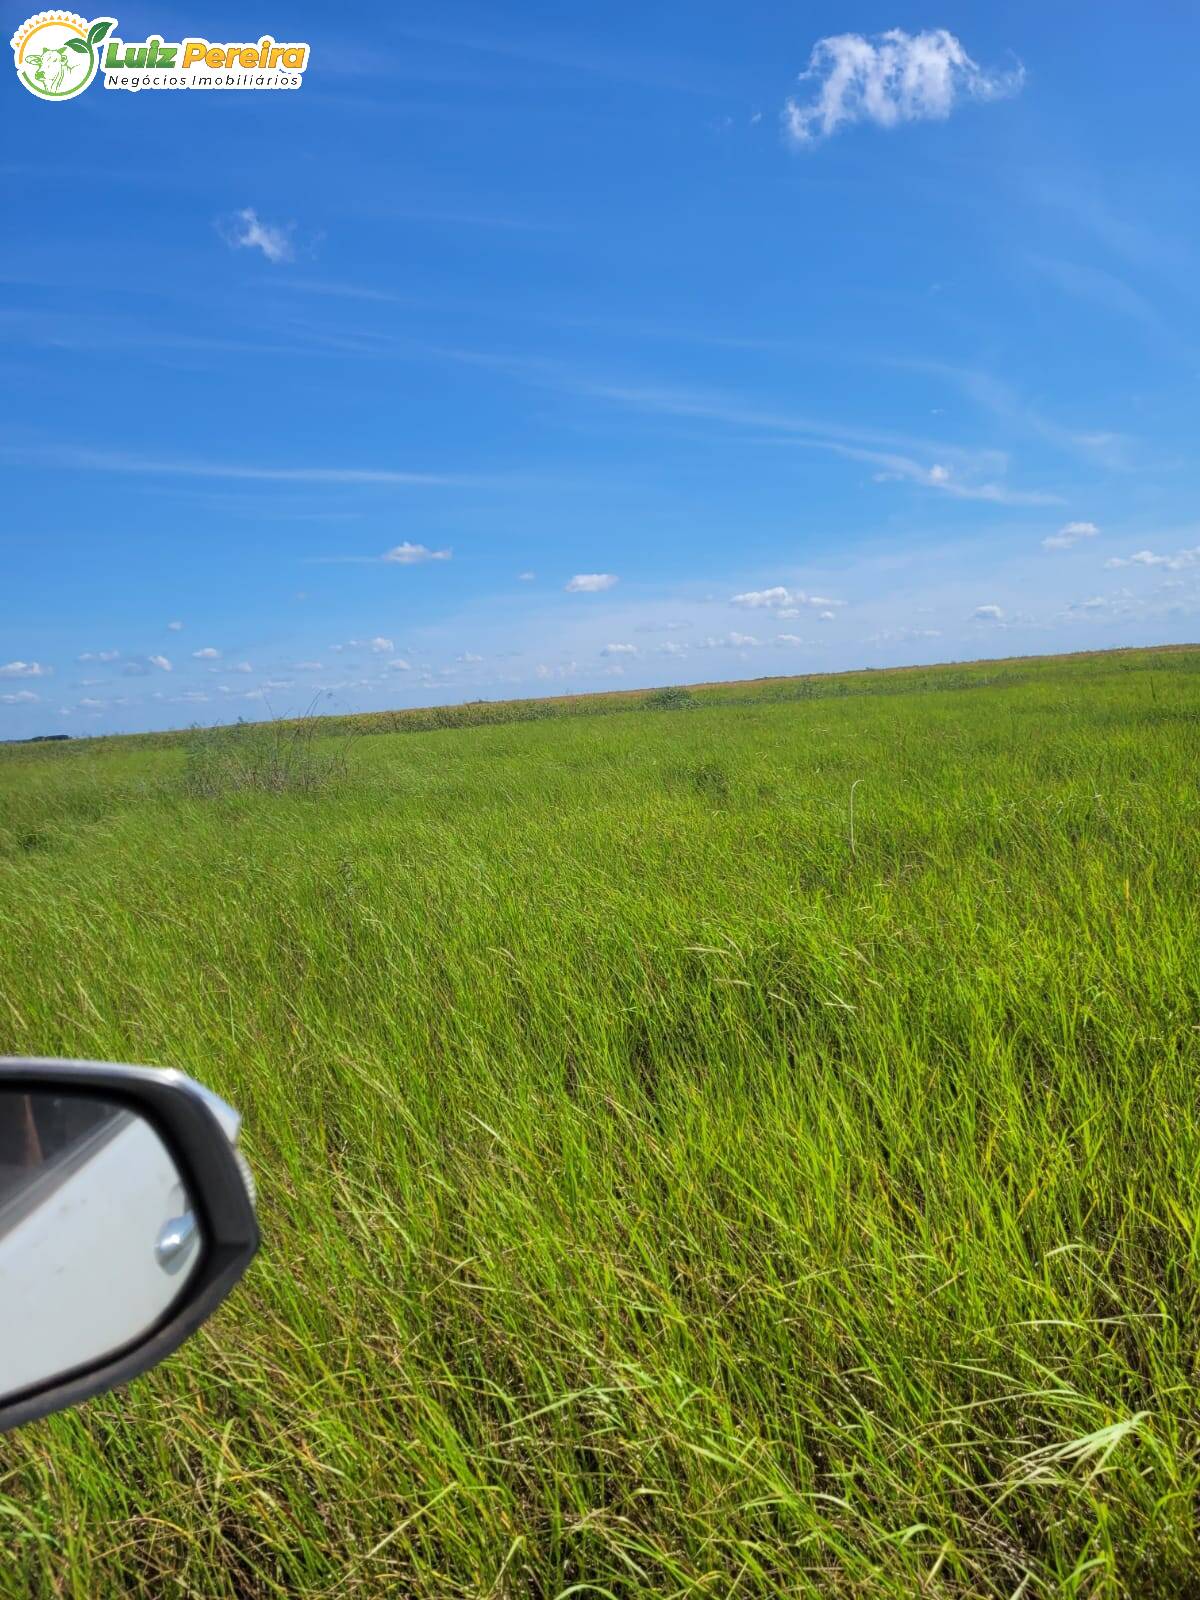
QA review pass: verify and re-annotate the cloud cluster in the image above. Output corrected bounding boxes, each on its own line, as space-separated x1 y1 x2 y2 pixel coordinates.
784 28 1024 146
1106 546 1200 571
0 660 49 678
565 573 618 593
1043 520 1099 550
730 586 841 618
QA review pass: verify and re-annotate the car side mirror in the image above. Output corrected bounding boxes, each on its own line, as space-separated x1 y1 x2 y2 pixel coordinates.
0 1058 259 1433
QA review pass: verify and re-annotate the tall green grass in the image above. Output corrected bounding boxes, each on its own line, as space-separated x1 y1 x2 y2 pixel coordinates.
1 648 1198 1597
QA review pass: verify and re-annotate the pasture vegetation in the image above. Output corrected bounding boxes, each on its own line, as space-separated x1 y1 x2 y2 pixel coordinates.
1 646 1199 1599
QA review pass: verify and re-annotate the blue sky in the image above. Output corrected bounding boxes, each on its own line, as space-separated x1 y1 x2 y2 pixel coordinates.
2 3 1198 735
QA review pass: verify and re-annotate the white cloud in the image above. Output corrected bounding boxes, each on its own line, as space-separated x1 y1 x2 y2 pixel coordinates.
517 571 536 581
582 382 1060 507
1043 520 1100 550
457 652 483 663
149 654 172 671
292 661 323 671
369 637 394 653
230 661 253 674
167 620 183 631
731 586 843 612
388 657 412 671
655 641 687 656
565 573 618 593
697 633 759 649
78 650 119 663
192 647 221 660
0 660 50 677
817 610 836 621
784 28 1024 146
775 633 805 645
601 643 638 656
1106 546 1200 571
381 542 452 564
0 690 39 704
220 207 294 264
78 697 105 709
973 605 1004 622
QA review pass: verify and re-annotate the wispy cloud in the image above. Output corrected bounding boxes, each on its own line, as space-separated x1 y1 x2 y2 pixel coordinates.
578 381 1060 506
167 620 183 631
1027 256 1160 328
0 660 50 677
121 654 172 676
218 207 294 264
1106 546 1200 571
697 632 759 649
896 360 1134 469
784 29 1023 146
0 689 39 704
973 604 1004 622
730 586 843 614
601 642 637 656
7 445 463 487
1043 520 1100 550
192 647 221 660
565 573 618 592
382 541 452 563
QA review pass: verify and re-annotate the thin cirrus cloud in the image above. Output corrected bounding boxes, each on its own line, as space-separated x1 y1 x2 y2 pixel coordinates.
12 444 462 487
218 206 294 264
1043 520 1100 549
565 573 618 592
579 380 1059 506
783 28 1024 146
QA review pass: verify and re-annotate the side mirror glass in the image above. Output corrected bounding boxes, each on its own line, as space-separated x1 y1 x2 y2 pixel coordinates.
0 1060 259 1433
0 1090 204 1404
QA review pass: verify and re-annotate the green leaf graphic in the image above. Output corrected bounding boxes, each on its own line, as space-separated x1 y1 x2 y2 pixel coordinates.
87 19 113 46
65 37 89 53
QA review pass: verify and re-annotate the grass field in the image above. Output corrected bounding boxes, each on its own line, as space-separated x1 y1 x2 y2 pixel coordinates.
1 647 1199 1598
